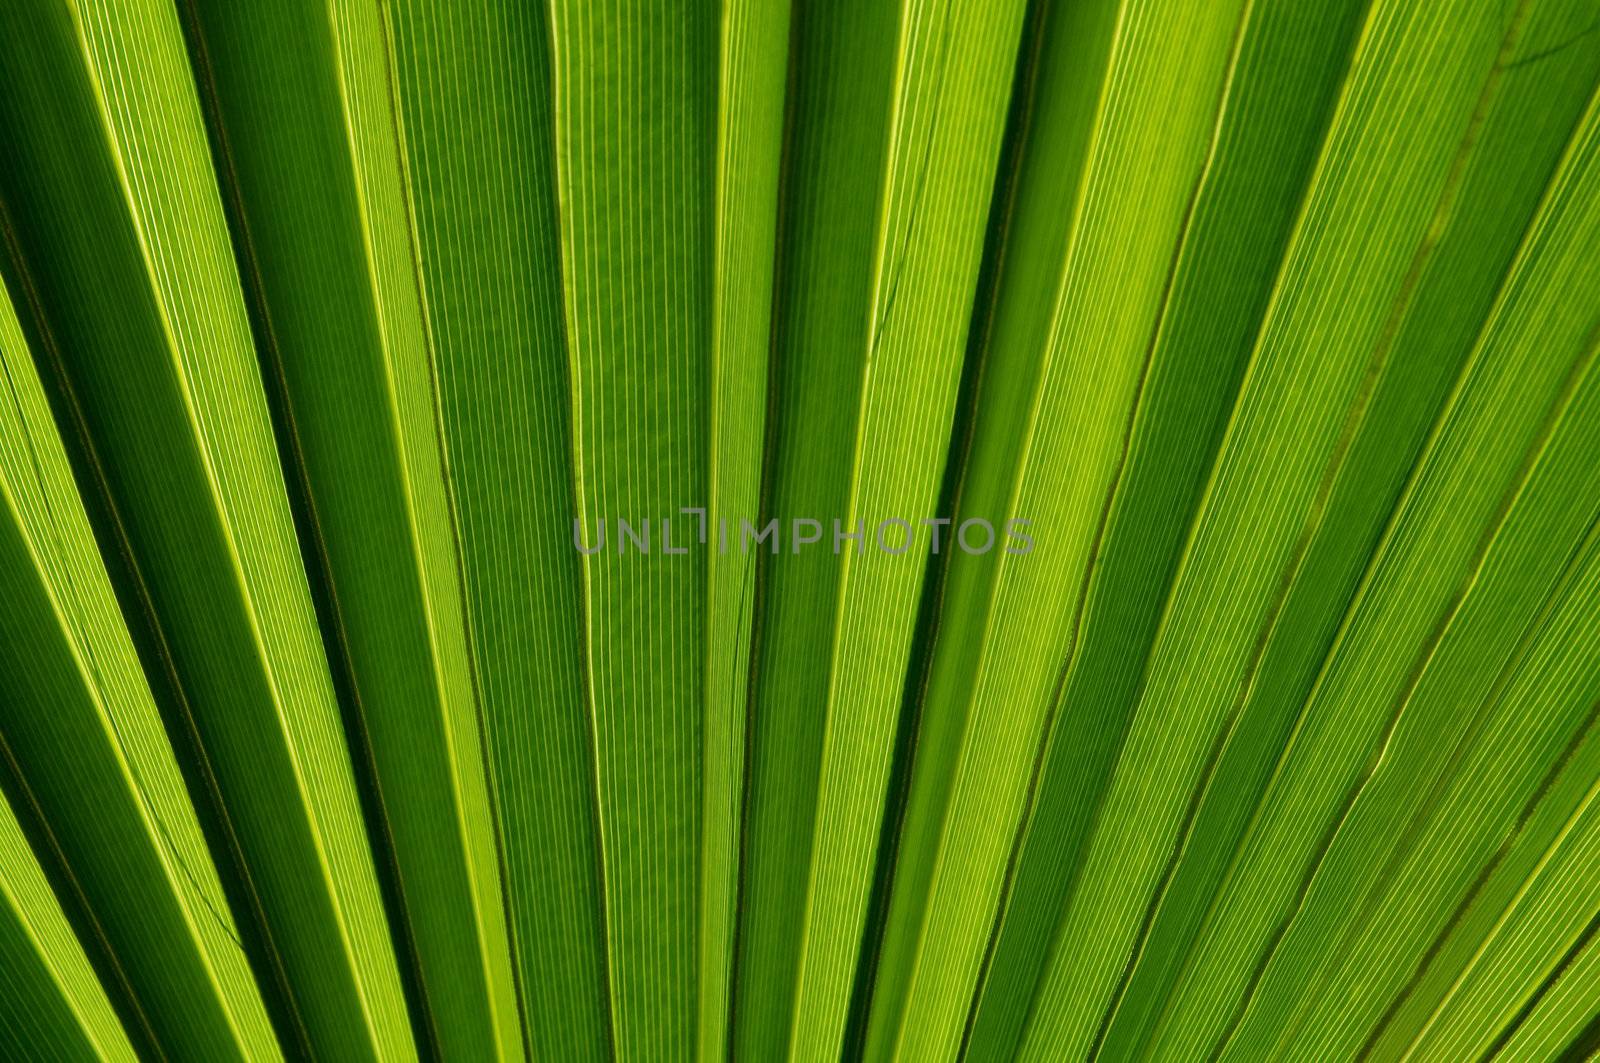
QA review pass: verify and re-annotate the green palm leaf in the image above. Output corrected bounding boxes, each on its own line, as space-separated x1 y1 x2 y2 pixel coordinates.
0 251 275 1057
0 783 136 1063
180 1 522 1056
0 2 1597 1060
0 1 411 1056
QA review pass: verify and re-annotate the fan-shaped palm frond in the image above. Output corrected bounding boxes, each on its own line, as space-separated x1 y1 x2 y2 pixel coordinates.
1 1 1598 1060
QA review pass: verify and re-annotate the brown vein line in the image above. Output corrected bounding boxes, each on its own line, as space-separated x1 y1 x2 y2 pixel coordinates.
1086 22 1382 1063
170 6 434 1058
1360 691 1600 1060
1306 530 1600 1054
1552 990 1600 1061
1213 315 1597 1063
1058 11 1270 1063
1319 503 1600 1057
0 191 305 1060
0 736 164 1061
1503 15 1600 72
1477 907 1600 1062
0 348 243 953
1151 13 1549 1060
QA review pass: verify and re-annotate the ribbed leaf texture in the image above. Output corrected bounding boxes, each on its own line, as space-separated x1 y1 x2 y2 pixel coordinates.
0 2 1597 1060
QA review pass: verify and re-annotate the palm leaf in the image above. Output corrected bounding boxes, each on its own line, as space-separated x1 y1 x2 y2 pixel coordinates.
384 2 609 1056
0 1 411 1057
736 2 1030 1057
0 783 136 1062
0 2 1597 1061
0 252 276 1057
179 0 522 1056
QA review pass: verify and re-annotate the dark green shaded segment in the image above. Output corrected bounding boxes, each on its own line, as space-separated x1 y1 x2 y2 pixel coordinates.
387 1 609 1057
0 2 413 1058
